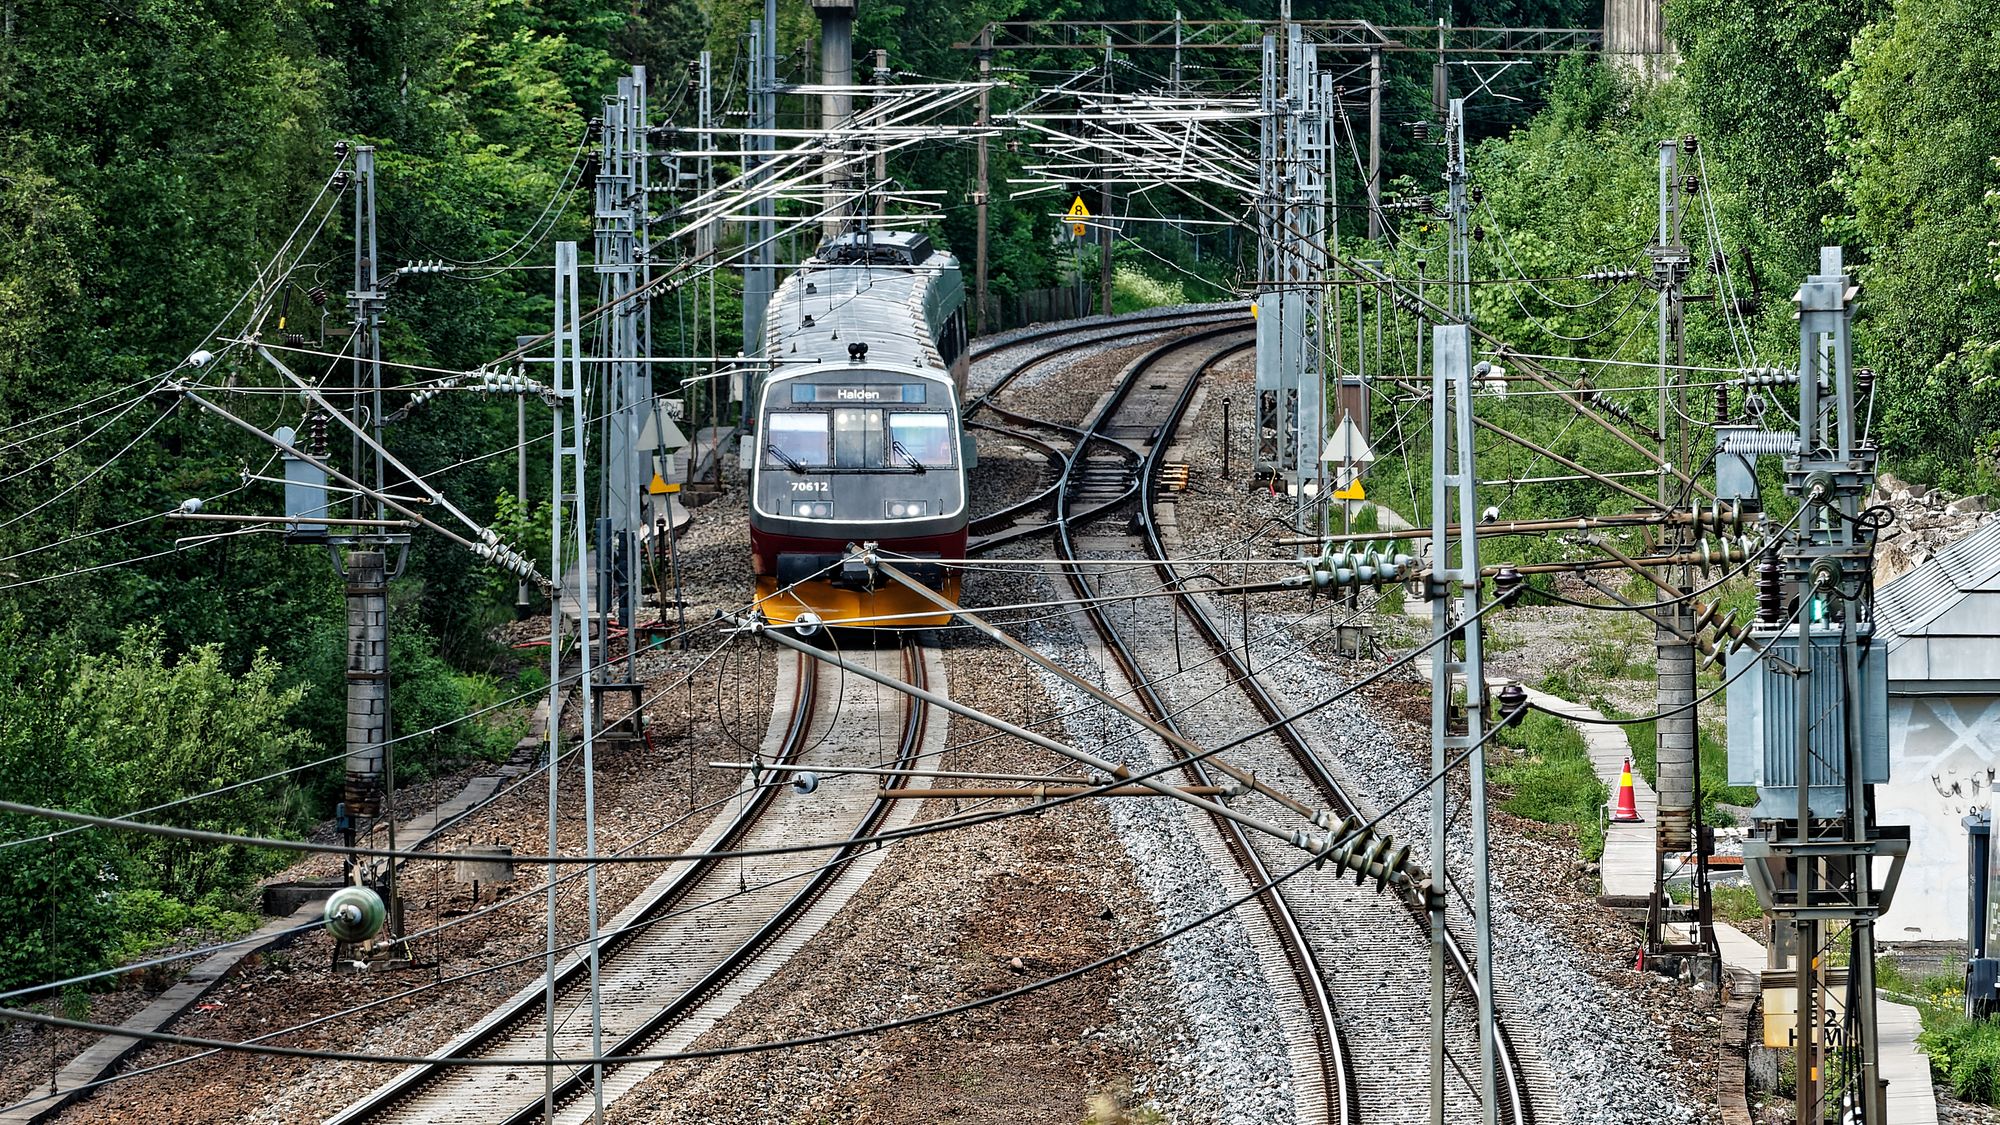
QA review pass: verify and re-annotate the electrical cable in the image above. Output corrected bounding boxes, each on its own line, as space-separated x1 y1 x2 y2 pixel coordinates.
1529 600 1805 727
0 721 1505 1069
0 580 746 853
1480 200 1640 313
0 595 1497 871
0 401 178 534
0 390 153 470
0 375 160 446
6 552 1030 867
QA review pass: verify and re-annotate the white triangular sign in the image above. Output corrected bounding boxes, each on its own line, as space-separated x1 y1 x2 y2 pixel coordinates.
638 402 688 453
1319 411 1374 465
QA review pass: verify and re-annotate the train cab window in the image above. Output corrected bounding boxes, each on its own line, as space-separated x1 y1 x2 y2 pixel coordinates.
766 412 830 467
831 408 886 468
888 413 953 467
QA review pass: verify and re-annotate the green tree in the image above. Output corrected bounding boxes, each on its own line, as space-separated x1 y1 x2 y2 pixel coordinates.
0 634 118 993
63 628 316 904
1670 0 1883 283
1828 0 2000 486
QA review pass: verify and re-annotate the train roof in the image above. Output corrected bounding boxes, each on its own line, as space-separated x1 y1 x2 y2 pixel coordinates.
764 235 964 376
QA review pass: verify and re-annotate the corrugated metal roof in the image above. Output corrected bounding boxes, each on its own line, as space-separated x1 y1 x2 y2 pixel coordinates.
1875 517 2000 645
763 252 962 373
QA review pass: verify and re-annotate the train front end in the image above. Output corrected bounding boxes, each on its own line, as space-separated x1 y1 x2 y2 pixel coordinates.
749 368 966 628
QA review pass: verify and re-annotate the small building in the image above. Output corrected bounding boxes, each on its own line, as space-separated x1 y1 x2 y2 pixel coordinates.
1874 518 2000 942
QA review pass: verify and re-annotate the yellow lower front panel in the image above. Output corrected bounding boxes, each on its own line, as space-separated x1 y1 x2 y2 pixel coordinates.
755 575 962 629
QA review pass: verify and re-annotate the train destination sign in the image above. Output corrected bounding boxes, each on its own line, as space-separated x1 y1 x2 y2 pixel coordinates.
791 383 927 404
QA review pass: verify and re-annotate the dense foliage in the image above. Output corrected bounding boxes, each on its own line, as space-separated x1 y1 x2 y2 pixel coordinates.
0 0 1993 994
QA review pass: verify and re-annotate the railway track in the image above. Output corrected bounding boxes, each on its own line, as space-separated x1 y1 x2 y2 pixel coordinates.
1009 327 1546 1124
1057 329 1361 1125
963 310 1251 551
327 638 944 1125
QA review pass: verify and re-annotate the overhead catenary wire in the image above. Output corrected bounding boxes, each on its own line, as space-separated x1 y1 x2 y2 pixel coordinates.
0 721 1508 1070
1529 599 1806 726
0 592 1496 872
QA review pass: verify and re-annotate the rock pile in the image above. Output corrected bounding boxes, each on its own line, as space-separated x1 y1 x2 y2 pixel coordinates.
1867 471 1995 585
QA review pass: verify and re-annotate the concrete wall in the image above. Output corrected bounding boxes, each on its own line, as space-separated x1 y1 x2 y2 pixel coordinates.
1880 693 2000 940
1603 0 1674 77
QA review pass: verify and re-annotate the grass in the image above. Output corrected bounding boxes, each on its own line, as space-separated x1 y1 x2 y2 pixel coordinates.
1898 961 2000 1104
1535 639 1645 700
1710 883 1763 926
1491 709 1609 861
108 889 260 965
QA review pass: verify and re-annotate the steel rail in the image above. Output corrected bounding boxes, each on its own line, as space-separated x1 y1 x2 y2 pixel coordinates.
1045 330 1359 1125
962 305 1246 410
328 651 823 1125
496 639 929 1125
1126 343 1539 1125
966 319 1253 550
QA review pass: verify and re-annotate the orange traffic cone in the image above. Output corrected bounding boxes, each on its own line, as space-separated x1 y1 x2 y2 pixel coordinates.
1612 758 1644 823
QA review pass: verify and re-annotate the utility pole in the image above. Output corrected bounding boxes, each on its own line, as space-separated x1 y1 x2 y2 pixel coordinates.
1650 136 1700 959
1429 65 1503 1121
1367 48 1383 240
1252 12 1330 510
354 146 386 525
336 146 408 965
1098 42 1115 319
872 48 889 223
742 10 777 369
1429 323 1498 1125
1738 247 1907 1125
810 0 855 242
595 69 648 705
974 26 992 334
693 51 726 474
1444 97 1472 322
341 548 394 939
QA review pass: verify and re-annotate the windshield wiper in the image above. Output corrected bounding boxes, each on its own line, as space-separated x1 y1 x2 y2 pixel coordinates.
765 443 808 474
890 440 928 474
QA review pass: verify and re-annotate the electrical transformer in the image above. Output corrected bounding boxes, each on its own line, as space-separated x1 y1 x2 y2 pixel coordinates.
1725 624 1888 818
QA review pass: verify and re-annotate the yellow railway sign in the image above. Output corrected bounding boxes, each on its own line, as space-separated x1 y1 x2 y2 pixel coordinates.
1068 196 1091 236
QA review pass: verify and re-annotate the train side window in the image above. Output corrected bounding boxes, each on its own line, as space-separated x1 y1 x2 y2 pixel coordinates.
936 308 966 367
766 412 830 467
889 412 953 466
832 407 885 468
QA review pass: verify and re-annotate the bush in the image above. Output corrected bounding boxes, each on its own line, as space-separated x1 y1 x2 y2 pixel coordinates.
1111 266 1185 314
108 890 259 965
0 620 318 990
1710 883 1762 926
1924 1010 2000 1103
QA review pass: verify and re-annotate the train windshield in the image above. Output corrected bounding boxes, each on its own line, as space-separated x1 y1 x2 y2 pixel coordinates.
888 413 953 466
831 408 886 468
765 412 830 467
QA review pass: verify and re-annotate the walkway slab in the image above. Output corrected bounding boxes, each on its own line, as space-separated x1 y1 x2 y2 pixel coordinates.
1515 683 1657 900
0 901 323 1125
1879 1001 1940 1125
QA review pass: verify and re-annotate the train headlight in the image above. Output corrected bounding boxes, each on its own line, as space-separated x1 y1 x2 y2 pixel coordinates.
885 500 930 519
792 501 833 518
